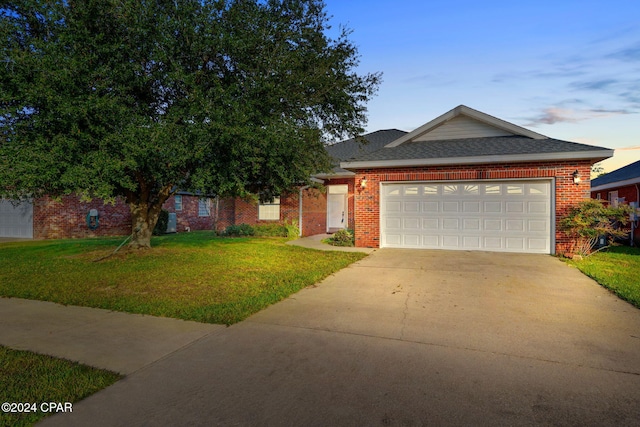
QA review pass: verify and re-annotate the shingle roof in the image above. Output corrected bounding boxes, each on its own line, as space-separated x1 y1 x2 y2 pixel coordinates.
350 136 611 162
326 129 408 161
320 129 407 176
591 160 640 187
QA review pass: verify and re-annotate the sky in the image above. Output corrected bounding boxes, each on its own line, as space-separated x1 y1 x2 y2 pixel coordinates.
323 0 640 173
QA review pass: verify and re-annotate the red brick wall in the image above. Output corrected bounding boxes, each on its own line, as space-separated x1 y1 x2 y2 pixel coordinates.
163 195 217 232
300 187 327 236
591 184 639 205
352 161 593 254
212 189 329 237
34 193 221 239
33 195 131 239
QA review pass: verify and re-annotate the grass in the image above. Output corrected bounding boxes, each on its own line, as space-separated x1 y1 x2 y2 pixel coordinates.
0 232 367 324
565 245 640 308
0 346 121 427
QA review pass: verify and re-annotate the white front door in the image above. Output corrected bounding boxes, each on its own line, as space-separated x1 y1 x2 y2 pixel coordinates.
327 194 346 229
327 185 348 231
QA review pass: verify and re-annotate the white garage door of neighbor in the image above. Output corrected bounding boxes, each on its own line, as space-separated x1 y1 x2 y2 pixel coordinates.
381 181 552 253
0 199 34 238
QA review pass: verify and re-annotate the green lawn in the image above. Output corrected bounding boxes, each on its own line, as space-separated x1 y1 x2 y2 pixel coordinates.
566 246 640 308
0 232 367 324
0 346 121 427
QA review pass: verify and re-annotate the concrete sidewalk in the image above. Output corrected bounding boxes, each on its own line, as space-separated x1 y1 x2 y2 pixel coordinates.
0 298 223 374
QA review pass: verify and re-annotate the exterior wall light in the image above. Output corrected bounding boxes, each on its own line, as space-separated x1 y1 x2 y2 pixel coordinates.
360 177 367 189
572 170 582 185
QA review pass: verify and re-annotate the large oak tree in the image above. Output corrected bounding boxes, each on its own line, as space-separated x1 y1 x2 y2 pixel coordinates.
0 0 380 248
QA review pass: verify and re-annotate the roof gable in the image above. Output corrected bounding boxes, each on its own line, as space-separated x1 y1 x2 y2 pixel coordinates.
386 105 547 147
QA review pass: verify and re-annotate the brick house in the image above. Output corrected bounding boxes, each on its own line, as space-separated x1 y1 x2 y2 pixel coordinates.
335 105 612 255
591 160 640 207
590 160 640 245
1 105 613 254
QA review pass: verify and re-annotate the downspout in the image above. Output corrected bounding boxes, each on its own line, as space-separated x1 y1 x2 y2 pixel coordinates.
299 186 309 237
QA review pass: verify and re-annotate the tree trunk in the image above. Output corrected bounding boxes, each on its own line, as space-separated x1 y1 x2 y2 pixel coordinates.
128 202 158 249
127 185 173 249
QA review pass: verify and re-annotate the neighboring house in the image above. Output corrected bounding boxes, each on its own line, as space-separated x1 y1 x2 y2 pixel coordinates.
1 105 613 255
590 160 640 246
591 160 640 207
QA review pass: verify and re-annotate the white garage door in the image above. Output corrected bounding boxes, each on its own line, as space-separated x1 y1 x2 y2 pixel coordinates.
381 181 552 253
0 199 34 238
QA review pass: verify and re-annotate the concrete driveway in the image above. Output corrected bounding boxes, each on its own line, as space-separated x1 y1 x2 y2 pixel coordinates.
43 249 640 426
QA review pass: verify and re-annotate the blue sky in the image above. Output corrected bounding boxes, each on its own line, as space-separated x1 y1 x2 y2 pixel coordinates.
323 0 640 172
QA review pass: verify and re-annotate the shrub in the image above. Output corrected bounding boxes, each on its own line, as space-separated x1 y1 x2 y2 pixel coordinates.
224 223 255 236
326 229 355 247
152 209 169 235
560 199 631 255
253 221 299 239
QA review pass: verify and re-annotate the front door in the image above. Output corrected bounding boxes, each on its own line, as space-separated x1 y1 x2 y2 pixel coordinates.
327 194 346 230
327 185 348 231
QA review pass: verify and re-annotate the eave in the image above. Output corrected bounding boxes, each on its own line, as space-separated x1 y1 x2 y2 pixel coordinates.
341 150 614 170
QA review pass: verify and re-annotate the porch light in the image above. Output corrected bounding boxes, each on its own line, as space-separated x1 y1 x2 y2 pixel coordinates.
572 170 582 185
360 177 367 189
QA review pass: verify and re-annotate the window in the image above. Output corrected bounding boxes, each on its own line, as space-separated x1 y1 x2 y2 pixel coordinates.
609 191 619 207
259 197 280 220
174 195 183 211
198 198 210 217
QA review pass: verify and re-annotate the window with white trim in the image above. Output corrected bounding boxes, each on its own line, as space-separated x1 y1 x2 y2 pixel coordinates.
258 197 280 221
609 191 619 207
175 195 183 211
198 198 211 217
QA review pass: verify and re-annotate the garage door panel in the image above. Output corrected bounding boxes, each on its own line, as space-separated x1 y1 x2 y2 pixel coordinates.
528 220 548 232
484 202 502 213
403 218 420 229
386 201 401 212
423 218 439 230
528 201 548 213
484 219 502 231
422 201 439 212
463 201 480 212
403 234 420 246
442 218 459 230
506 237 525 250
528 238 548 250
484 237 503 249
442 202 459 212
442 235 460 247
385 233 401 245
506 219 524 231
404 201 420 212
385 217 401 229
506 202 524 213
462 236 481 248
381 181 552 253
422 235 439 246
463 219 480 230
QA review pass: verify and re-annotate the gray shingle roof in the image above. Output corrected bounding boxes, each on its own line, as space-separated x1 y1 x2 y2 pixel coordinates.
591 160 640 187
347 136 611 162
321 129 407 175
326 129 408 161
